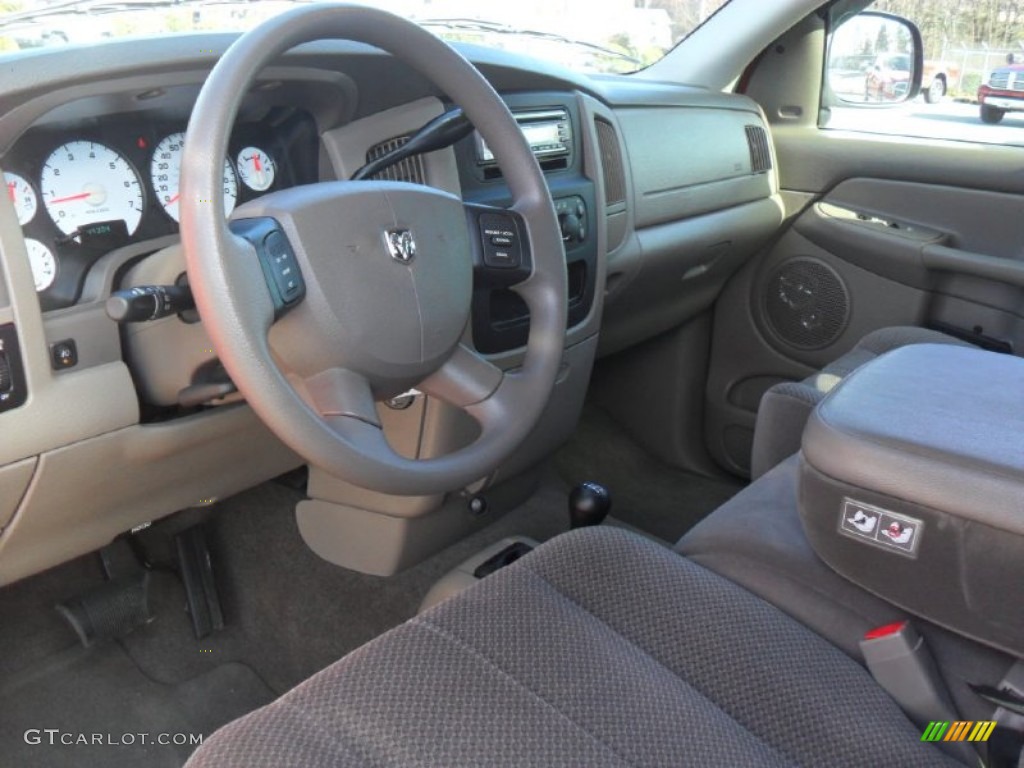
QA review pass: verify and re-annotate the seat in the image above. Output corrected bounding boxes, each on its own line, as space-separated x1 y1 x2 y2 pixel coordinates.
677 456 1015 726
750 326 971 478
187 527 963 767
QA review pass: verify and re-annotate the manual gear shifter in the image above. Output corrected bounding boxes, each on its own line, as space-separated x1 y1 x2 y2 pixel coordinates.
568 481 612 529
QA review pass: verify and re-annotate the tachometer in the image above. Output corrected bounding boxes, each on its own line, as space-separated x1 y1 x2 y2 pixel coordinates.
4 172 38 225
236 146 276 192
24 238 57 292
40 141 144 236
151 132 238 223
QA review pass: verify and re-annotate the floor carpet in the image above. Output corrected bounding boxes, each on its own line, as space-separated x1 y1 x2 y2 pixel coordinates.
0 643 272 767
555 403 744 542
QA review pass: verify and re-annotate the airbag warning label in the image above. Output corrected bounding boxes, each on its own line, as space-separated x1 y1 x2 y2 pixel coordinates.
839 499 923 559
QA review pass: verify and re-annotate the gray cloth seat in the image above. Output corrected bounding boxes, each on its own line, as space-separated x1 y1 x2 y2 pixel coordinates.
750 326 971 479
677 455 1015 726
187 527 963 767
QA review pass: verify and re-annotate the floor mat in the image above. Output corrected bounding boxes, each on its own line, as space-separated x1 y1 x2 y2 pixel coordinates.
118 479 577 696
555 403 744 542
0 642 272 768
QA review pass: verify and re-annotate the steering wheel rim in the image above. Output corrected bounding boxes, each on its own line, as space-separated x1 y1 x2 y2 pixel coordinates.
180 3 567 496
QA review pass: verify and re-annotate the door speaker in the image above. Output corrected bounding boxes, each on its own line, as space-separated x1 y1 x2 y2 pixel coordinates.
763 258 849 350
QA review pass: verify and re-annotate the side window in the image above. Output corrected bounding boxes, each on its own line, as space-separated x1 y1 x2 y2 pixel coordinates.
823 1 1024 146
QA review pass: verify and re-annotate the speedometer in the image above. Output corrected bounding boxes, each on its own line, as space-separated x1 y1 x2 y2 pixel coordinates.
40 141 144 236
151 132 238 223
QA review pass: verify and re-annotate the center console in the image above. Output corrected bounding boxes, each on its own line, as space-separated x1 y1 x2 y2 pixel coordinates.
799 344 1024 657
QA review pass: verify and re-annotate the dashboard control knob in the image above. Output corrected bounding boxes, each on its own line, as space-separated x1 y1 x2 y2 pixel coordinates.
559 212 584 243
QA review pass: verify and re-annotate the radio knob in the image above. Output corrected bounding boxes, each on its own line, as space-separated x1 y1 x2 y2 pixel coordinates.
559 212 584 243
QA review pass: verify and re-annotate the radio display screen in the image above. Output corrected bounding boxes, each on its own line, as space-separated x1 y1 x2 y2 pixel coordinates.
521 122 561 148
477 115 568 163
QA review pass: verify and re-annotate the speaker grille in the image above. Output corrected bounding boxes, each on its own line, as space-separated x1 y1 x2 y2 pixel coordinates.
365 135 426 184
595 118 626 206
745 125 772 173
764 258 849 350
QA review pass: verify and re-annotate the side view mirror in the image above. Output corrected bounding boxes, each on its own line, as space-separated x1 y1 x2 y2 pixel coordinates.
825 11 923 107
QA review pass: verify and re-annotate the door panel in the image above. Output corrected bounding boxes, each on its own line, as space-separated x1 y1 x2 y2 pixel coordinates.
706 172 1024 477
701 4 1024 477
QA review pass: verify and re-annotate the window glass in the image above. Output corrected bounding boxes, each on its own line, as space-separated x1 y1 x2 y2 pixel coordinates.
0 0 732 75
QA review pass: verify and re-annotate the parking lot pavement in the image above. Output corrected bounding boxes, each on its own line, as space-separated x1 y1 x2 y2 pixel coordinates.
828 100 1024 146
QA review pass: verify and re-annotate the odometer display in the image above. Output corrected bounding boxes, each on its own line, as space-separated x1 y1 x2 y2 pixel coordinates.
40 141 144 236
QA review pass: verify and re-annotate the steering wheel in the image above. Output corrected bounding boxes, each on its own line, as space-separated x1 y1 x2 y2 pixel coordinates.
180 4 567 496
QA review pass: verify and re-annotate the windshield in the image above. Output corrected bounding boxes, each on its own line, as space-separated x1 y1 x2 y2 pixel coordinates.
0 0 732 74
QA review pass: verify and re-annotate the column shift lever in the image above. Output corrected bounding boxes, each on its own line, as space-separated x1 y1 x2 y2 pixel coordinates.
568 482 612 529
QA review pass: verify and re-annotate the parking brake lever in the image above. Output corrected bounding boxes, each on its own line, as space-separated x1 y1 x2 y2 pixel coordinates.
351 107 473 181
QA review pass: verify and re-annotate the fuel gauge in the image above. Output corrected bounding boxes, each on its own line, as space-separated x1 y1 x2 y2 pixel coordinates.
4 172 38 225
24 238 57 292
236 147 276 192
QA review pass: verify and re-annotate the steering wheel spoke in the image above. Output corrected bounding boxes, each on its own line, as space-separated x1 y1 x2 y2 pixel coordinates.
303 366 381 428
419 344 503 409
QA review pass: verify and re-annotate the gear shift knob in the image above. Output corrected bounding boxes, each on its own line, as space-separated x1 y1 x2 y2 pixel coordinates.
568 482 612 529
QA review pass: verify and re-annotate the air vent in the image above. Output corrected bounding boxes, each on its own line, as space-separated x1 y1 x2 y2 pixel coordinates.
595 118 626 206
745 124 773 173
364 135 427 185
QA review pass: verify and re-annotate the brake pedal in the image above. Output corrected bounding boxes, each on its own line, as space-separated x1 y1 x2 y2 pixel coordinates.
57 572 152 647
175 525 225 639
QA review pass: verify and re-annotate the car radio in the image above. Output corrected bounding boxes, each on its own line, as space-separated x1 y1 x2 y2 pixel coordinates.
474 108 572 165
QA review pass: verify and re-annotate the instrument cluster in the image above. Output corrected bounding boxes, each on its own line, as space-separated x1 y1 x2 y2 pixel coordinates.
3 108 318 311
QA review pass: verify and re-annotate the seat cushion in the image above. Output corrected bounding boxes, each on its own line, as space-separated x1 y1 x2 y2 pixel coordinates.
678 457 904 657
677 456 1015 725
750 326 970 478
187 527 962 767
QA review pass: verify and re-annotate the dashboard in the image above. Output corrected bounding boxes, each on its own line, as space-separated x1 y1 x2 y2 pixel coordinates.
0 33 781 586
4 107 319 310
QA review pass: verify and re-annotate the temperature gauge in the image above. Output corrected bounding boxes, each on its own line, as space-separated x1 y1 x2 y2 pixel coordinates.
4 172 38 225
24 238 57 292
236 147 276 192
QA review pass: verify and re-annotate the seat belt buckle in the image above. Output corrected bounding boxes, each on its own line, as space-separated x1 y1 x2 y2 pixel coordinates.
859 620 986 765
860 620 956 727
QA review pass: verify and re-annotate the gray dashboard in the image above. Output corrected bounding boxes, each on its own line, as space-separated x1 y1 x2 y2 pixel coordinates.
0 32 782 584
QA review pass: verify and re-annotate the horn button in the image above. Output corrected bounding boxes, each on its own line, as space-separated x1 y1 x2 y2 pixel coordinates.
231 182 473 393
